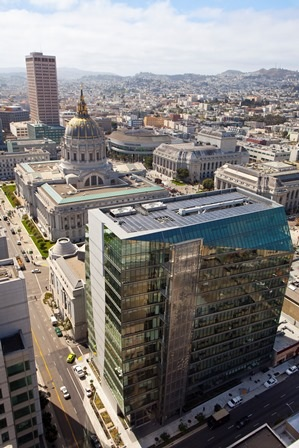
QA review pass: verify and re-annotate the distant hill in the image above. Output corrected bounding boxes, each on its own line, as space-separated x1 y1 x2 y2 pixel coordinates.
219 70 244 76
0 66 298 81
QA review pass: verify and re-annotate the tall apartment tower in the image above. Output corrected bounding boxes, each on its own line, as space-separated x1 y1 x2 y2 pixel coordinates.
0 239 43 446
25 52 60 126
87 189 293 427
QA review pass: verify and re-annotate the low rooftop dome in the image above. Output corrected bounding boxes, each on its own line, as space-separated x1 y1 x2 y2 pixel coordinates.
50 237 78 258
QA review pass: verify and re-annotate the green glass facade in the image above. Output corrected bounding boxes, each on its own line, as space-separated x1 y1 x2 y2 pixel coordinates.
87 190 293 427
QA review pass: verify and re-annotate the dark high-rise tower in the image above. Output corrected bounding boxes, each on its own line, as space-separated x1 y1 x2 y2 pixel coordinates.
25 52 59 125
87 189 293 427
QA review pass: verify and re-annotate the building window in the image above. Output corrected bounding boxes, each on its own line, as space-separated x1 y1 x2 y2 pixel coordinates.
10 375 32 392
81 154 85 161
0 418 7 429
11 390 34 406
16 417 35 433
13 404 35 420
0 404 4 414
1 432 9 443
7 361 30 377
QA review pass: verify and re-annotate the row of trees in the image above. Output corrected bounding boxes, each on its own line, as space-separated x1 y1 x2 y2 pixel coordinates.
175 168 214 190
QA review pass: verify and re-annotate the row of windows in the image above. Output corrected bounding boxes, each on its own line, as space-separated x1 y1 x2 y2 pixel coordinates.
14 404 35 421
10 375 32 392
7 360 30 377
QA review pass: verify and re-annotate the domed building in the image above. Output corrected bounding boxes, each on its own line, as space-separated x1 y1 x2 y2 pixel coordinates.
15 90 168 242
107 128 174 162
59 90 118 188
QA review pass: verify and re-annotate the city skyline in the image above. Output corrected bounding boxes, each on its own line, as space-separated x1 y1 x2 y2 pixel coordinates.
0 1 299 76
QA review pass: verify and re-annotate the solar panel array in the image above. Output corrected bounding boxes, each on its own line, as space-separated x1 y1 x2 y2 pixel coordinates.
106 190 275 235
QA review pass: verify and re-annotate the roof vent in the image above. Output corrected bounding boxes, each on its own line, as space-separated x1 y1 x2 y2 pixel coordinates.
141 201 167 212
110 206 136 217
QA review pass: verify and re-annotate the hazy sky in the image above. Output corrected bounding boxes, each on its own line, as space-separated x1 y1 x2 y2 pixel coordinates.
1 0 299 75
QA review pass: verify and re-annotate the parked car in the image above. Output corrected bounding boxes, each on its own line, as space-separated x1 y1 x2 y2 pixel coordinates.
286 366 298 375
66 353 76 363
73 365 85 378
55 327 62 337
85 387 93 398
235 416 250 429
60 386 70 399
264 377 277 388
227 395 243 408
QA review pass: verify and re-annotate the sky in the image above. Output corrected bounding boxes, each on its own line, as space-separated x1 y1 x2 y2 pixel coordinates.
1 0 299 76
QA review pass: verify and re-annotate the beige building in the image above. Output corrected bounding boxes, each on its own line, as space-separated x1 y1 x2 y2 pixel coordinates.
0 148 50 181
153 141 248 182
9 121 30 138
25 52 60 125
48 238 86 342
214 162 299 213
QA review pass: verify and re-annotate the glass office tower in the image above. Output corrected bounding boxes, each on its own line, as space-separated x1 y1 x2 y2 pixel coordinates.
87 189 293 427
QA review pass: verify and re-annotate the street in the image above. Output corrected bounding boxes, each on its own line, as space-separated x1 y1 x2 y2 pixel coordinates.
175 374 299 448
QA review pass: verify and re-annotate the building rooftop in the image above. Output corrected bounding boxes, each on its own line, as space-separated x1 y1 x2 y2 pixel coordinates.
100 188 286 236
1 331 24 355
227 424 286 448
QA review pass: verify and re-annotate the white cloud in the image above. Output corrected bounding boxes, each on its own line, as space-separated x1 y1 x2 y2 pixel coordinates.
0 1 298 75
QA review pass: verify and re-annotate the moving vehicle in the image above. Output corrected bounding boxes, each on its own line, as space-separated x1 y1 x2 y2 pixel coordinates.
60 386 70 399
264 377 277 388
227 395 243 408
73 365 85 378
16 255 25 271
207 408 230 429
55 327 62 337
17 240 21 245
31 268 41 273
235 416 250 429
66 353 76 363
286 365 298 375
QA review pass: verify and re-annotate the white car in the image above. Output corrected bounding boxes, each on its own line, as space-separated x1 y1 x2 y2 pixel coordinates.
264 377 278 388
31 268 41 273
227 395 243 408
286 366 298 375
85 387 93 397
73 365 85 378
60 385 70 399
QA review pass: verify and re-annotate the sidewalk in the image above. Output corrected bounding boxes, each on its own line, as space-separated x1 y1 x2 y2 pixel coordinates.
137 359 296 448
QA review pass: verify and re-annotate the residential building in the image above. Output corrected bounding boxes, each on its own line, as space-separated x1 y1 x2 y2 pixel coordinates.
25 52 60 125
0 241 43 446
214 162 299 213
48 238 86 341
87 189 292 427
153 142 249 182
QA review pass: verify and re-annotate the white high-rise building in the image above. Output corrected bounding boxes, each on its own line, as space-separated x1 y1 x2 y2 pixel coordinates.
0 239 43 446
25 52 60 126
